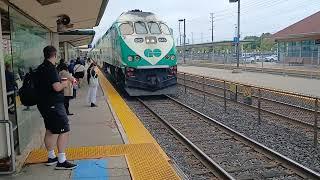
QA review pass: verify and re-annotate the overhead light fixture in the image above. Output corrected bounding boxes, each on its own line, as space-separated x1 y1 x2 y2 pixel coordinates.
36 0 61 6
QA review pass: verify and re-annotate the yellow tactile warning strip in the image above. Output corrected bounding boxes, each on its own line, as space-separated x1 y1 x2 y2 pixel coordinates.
25 143 180 180
97 69 170 160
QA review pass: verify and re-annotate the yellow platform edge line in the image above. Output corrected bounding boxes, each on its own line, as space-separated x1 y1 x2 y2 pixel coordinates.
25 144 180 180
97 70 170 161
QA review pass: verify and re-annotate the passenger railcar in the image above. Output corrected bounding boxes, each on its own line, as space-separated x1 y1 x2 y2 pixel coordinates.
91 10 177 96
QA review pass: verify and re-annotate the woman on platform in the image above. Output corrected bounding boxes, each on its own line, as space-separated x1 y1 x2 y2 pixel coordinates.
73 58 85 88
59 64 76 115
87 63 99 107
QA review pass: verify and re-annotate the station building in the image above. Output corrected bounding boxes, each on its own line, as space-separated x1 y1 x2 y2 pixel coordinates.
273 11 320 65
0 0 107 173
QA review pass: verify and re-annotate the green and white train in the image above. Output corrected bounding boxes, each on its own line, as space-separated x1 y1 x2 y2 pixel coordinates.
91 10 177 96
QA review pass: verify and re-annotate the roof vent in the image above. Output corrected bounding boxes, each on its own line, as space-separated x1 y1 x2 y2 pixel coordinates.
130 9 142 12
36 0 61 6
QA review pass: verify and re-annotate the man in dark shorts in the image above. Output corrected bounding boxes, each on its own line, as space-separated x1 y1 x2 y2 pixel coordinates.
37 46 77 170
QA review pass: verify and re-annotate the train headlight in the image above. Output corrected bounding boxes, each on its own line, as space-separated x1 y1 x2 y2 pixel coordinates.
135 55 141 61
134 38 144 43
165 55 170 59
158 38 167 42
128 56 133 61
170 55 176 60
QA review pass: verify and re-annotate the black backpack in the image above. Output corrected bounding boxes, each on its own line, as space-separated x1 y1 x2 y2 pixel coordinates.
18 69 39 106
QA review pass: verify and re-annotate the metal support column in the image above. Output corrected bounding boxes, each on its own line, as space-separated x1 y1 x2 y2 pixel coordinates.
0 11 15 174
183 19 186 64
64 42 68 61
236 0 241 68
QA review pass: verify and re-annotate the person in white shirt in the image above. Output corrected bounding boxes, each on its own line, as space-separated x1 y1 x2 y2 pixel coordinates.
87 63 99 107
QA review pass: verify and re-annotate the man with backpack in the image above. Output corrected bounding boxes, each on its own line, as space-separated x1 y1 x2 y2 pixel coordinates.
36 46 77 170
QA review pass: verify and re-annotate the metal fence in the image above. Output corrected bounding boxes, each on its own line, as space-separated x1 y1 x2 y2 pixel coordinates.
0 120 15 174
178 51 320 79
177 72 319 147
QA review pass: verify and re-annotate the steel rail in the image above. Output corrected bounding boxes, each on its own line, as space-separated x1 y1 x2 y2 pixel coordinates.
166 96 320 179
137 98 235 180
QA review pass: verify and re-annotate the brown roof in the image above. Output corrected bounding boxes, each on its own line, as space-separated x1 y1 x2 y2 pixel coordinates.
273 11 320 39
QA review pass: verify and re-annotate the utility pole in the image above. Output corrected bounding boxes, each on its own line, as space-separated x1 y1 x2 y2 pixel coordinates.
210 13 214 62
191 32 194 44
178 21 182 46
210 13 214 42
237 0 241 69
229 0 241 69
179 19 186 64
183 19 186 64
201 33 203 43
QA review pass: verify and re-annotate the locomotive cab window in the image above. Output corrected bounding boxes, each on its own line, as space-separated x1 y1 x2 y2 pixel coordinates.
160 23 171 35
135 22 148 34
148 22 161 34
119 22 134 35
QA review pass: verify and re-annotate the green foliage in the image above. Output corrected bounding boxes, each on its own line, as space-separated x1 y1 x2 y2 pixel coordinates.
243 33 275 52
4 52 24 71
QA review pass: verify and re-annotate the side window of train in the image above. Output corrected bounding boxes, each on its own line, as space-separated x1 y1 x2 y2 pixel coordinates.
119 22 134 35
111 27 116 47
160 23 171 35
148 22 161 34
135 22 148 34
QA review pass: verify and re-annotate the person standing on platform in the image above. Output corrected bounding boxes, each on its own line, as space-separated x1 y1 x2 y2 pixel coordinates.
73 58 85 88
56 59 65 72
87 63 99 107
5 63 18 114
68 59 75 75
36 46 77 170
59 64 76 116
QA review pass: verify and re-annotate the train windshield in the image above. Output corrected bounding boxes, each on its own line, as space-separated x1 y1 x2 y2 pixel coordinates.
160 23 171 35
119 22 134 35
135 22 148 34
148 22 161 34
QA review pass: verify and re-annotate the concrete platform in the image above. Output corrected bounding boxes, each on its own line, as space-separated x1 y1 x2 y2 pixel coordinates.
0 82 129 180
1 70 179 180
2 157 130 180
179 66 320 97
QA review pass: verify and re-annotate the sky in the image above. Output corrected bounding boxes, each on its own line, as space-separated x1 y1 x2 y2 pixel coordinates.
92 0 320 45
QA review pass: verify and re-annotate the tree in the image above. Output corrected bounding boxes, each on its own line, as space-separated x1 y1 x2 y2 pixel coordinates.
243 33 275 52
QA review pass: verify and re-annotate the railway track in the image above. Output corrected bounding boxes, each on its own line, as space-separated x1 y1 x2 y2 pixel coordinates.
177 73 320 130
137 96 320 179
126 98 222 179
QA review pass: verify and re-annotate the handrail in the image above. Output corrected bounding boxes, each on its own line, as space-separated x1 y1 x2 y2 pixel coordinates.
6 91 14 96
178 72 320 99
0 120 15 174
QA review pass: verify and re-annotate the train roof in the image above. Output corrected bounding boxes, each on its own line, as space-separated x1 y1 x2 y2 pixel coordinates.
117 10 161 22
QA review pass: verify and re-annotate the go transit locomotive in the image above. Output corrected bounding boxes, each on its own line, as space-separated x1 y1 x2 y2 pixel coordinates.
91 10 177 96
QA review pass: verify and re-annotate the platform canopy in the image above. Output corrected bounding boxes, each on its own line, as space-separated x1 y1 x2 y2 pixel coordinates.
59 29 95 47
8 0 108 46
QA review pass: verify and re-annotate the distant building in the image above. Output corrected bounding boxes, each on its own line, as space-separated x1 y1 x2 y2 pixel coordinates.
273 11 320 65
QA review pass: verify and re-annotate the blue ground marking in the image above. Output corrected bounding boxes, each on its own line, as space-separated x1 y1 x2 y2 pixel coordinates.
72 159 108 180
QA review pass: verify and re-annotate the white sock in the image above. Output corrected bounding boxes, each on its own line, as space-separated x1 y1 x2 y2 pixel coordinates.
58 153 66 163
48 150 56 159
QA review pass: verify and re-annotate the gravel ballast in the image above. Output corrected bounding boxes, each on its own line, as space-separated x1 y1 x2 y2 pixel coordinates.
172 85 320 173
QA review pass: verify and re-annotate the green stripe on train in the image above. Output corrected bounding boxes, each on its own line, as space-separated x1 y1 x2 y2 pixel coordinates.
119 37 177 68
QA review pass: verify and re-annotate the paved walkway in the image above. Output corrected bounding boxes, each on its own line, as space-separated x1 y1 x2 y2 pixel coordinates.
1 82 131 180
179 66 320 97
